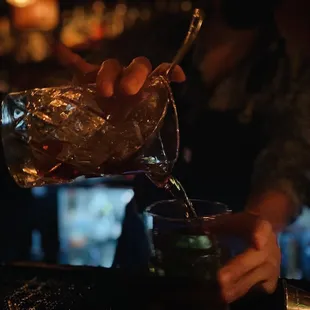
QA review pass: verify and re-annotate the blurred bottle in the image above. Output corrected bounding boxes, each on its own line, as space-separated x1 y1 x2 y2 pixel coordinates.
10 0 59 31
9 0 60 63
30 229 44 261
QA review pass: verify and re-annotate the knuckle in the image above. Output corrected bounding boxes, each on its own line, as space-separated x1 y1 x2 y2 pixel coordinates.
254 219 272 238
101 58 122 71
260 249 269 263
132 56 152 71
217 269 229 287
133 56 151 64
263 279 278 294
257 219 272 233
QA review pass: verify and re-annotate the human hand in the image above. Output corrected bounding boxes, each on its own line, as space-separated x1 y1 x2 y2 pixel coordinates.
208 212 281 303
54 43 186 97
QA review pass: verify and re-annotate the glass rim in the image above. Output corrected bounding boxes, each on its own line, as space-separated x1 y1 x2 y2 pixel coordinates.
145 198 232 222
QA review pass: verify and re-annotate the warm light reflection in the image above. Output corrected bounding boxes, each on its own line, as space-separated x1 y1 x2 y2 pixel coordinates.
2 0 195 54
11 0 60 31
181 1 192 12
6 0 36 8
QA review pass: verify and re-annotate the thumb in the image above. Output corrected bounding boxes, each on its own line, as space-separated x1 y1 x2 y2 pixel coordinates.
53 42 99 82
251 219 272 250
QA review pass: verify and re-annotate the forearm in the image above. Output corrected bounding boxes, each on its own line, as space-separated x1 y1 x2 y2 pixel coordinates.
249 141 309 232
247 64 310 232
246 187 300 233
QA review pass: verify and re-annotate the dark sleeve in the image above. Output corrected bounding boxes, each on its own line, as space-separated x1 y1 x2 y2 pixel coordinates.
250 69 310 213
113 199 150 272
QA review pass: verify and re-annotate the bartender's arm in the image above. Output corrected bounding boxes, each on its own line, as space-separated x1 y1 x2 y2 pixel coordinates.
224 52 310 303
192 88 309 303
214 58 310 305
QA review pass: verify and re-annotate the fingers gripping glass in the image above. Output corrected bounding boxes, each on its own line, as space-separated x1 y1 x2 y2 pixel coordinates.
1 9 204 188
145 199 231 309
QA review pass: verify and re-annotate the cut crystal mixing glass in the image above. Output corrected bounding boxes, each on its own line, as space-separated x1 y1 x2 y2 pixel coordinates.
1 9 204 188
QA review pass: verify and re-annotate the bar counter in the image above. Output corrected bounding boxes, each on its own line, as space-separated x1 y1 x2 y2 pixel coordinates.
0 262 303 309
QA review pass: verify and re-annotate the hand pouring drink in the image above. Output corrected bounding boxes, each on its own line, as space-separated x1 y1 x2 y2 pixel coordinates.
1 9 203 218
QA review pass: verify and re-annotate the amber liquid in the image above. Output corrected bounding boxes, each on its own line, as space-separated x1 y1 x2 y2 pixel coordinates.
10 137 168 187
10 133 196 221
147 163 197 218
31 154 197 220
25 139 197 219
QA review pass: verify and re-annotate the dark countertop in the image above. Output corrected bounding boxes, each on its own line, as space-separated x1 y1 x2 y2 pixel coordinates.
0 263 304 309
